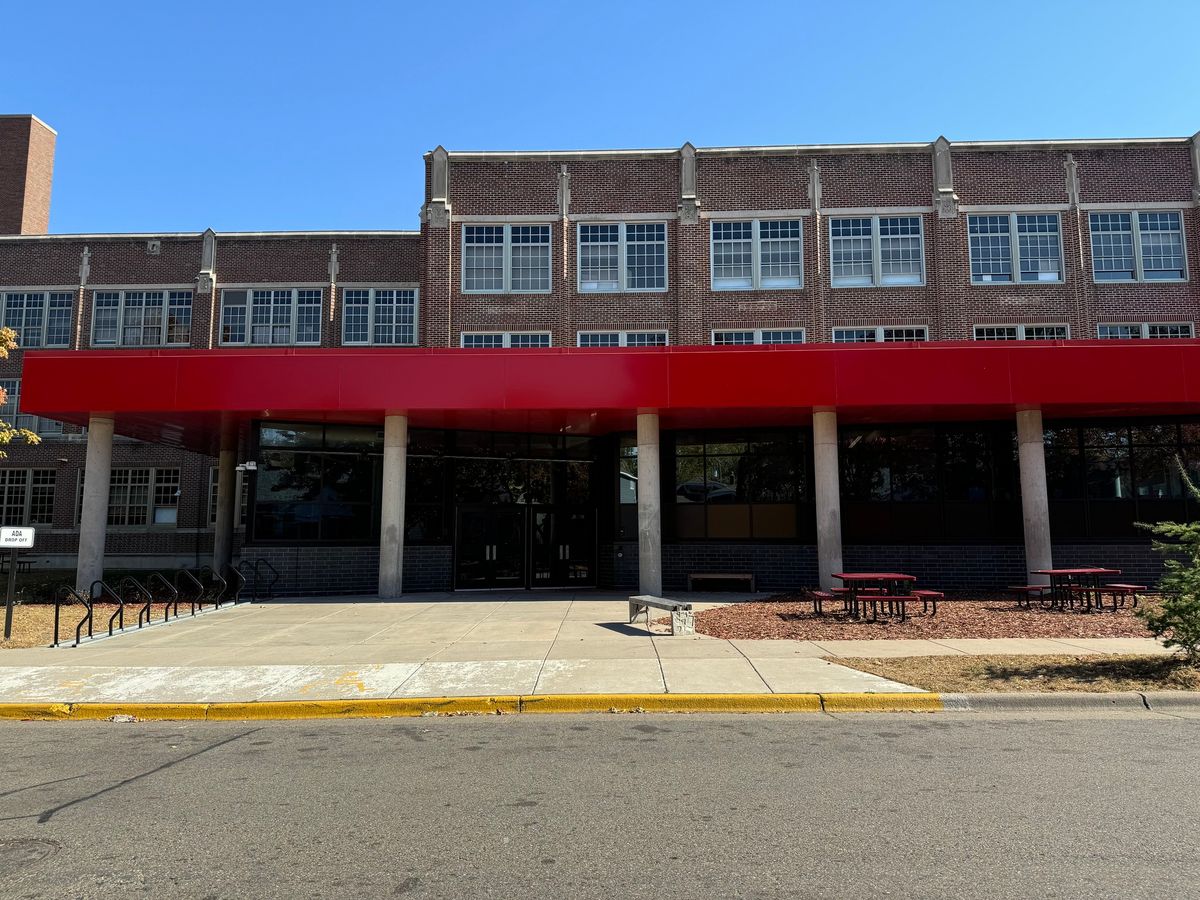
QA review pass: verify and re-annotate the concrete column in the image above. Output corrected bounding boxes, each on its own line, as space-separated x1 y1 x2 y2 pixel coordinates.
212 420 237 575
75 414 114 594
1017 408 1054 583
813 409 844 590
378 414 408 599
636 412 663 596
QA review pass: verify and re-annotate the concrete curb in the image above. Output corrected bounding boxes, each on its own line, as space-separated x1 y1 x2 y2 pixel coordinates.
5 691 1200 721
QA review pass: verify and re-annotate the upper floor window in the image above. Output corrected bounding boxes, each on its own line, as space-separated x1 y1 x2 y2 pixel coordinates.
2 291 72 348
710 219 803 290
832 326 928 343
1098 322 1194 340
0 469 55 526
973 324 1069 341
578 222 667 292
460 332 552 349
220 289 321 346
968 214 1063 284
830 216 924 288
1090 211 1187 282
91 290 192 347
0 378 61 435
712 329 806 345
342 288 417 346
577 331 668 347
462 224 552 293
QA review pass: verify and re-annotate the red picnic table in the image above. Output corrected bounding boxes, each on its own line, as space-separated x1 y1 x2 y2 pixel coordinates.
1032 568 1121 611
832 572 918 620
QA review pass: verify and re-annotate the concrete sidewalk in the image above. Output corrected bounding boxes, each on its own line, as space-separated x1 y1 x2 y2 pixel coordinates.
0 593 1170 703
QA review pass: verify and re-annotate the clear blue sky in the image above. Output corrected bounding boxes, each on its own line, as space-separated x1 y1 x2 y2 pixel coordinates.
4 0 1198 234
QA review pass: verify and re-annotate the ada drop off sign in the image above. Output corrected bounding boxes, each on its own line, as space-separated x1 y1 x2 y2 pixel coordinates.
0 527 34 548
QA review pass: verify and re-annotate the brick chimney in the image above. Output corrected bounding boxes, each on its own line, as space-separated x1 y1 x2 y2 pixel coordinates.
0 115 56 234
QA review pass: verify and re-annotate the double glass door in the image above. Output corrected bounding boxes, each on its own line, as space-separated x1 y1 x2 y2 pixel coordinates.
455 506 595 590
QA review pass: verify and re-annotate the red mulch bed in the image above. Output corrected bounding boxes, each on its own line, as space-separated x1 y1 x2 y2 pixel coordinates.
687 593 1155 641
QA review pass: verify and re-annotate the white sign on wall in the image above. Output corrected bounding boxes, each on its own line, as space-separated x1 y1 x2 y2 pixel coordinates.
0 527 35 549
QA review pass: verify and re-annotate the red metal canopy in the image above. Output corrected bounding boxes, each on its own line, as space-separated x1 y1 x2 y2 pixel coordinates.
22 341 1200 453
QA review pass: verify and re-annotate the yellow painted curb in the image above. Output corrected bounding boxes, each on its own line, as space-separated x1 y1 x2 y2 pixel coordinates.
521 693 823 714
821 692 944 713
0 702 72 720
71 703 209 721
205 696 522 720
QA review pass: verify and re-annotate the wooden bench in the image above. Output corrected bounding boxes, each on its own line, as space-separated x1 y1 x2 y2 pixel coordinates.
628 595 695 636
687 573 755 593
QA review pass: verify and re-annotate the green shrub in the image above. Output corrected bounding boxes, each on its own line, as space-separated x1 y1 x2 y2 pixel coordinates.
1139 461 1200 663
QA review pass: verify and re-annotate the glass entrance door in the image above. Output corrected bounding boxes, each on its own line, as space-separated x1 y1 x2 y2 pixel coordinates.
454 506 527 590
528 508 597 589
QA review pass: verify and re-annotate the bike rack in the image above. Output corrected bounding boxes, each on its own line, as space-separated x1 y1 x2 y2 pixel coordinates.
92 580 123 636
119 576 154 629
52 585 91 648
197 565 227 609
222 564 246 605
147 572 180 621
258 558 279 600
237 558 280 603
174 568 205 615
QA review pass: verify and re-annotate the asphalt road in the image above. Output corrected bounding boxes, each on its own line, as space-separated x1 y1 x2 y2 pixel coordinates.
1 712 1198 899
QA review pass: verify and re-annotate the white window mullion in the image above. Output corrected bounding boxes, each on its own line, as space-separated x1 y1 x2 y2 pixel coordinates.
1008 213 1021 277
368 289 378 346
1132 217 1146 282
502 225 512 293
750 220 762 290
618 224 628 292
871 217 882 286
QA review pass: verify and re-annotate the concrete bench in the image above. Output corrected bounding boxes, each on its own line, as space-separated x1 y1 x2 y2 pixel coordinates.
687 573 755 592
629 595 695 636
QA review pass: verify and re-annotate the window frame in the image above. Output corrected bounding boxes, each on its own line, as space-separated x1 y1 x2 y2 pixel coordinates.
0 377 62 435
1098 322 1195 340
340 285 419 346
576 221 669 293
828 214 926 288
461 223 553 295
459 331 553 349
207 466 250 529
576 331 670 348
88 287 194 348
831 326 929 343
1 290 74 349
709 218 804 291
967 213 1065 285
219 287 324 347
1088 210 1189 284
972 324 1071 341
0 468 56 526
711 328 806 345
77 467 181 529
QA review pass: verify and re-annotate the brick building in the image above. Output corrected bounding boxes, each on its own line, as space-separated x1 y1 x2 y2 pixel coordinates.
4 113 1200 595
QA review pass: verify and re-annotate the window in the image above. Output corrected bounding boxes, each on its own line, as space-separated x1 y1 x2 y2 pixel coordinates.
0 469 55 525
342 288 418 345
712 329 805 345
2 292 73 348
220 289 322 345
973 324 1069 341
830 216 924 287
1099 322 1195 340
99 468 179 527
968 214 1063 284
208 467 250 526
90 289 192 347
1089 211 1187 282
578 222 667 292
460 332 552 349
832 326 928 343
0 378 61 434
710 219 803 289
577 331 668 347
462 225 551 293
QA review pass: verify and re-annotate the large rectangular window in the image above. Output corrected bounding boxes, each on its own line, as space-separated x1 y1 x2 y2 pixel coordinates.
830 215 924 287
577 331 668 347
0 469 55 525
462 224 552 293
712 329 805 345
220 289 322 345
973 324 1069 341
1090 211 1187 282
710 219 803 290
0 378 61 435
341 288 418 345
968 213 1063 284
832 326 928 343
1099 322 1194 340
2 291 73 348
578 222 667 292
99 468 178 527
460 332 552 349
90 289 192 347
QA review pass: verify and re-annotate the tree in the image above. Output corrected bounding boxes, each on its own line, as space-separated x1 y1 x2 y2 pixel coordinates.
0 325 41 459
1139 460 1200 663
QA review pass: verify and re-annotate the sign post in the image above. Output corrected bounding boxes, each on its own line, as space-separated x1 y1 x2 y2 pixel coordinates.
1 527 35 640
